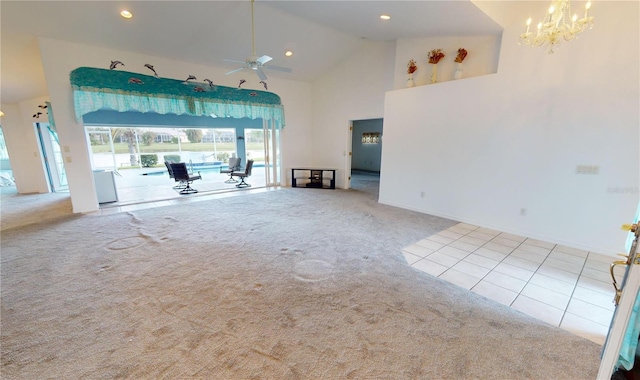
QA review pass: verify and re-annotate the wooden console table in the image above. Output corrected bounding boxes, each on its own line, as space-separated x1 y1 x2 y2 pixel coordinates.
291 168 336 189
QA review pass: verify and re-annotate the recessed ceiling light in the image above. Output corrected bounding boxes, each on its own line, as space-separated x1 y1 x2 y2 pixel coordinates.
285 51 293 57
380 14 391 20
120 10 133 19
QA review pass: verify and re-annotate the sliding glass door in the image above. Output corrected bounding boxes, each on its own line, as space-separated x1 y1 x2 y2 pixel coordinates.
261 119 282 187
0 126 15 187
36 122 68 192
84 122 280 204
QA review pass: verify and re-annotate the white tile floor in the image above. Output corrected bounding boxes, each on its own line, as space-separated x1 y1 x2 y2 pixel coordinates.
403 222 624 345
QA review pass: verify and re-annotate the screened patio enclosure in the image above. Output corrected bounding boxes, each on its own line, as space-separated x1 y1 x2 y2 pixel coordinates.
71 67 285 205
83 116 270 204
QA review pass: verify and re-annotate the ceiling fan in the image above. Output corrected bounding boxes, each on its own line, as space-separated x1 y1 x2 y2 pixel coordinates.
224 0 292 81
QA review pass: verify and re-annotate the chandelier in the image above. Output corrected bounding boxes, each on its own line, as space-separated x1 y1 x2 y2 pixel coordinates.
518 0 594 54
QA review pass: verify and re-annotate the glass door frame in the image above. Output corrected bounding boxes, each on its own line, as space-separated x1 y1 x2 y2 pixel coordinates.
262 119 282 187
35 122 68 192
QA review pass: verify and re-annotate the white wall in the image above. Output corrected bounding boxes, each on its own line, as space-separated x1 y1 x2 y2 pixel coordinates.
311 40 396 188
0 97 51 194
379 1 639 255
37 37 313 213
394 34 501 89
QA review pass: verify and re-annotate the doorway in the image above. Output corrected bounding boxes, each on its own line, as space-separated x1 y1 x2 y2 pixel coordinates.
349 118 383 194
242 121 282 189
0 126 15 188
35 122 68 192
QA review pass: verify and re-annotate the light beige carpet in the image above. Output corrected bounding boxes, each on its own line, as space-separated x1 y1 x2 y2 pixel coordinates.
1 176 602 379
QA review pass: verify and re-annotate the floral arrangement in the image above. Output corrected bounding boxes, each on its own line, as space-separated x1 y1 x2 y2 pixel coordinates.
428 49 445 64
454 48 468 63
407 59 418 74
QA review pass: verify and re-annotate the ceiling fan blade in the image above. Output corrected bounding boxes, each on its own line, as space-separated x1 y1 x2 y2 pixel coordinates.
263 65 292 73
225 67 246 76
222 59 246 64
256 55 272 65
255 68 268 81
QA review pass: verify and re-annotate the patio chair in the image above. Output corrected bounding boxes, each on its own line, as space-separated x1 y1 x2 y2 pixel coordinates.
165 160 186 189
169 162 202 194
232 159 253 188
220 157 241 183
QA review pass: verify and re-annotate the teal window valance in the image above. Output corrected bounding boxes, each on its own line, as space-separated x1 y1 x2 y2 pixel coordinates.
70 67 285 127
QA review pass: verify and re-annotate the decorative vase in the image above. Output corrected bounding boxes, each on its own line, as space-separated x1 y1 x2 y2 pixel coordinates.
430 64 438 84
454 63 463 80
406 73 415 88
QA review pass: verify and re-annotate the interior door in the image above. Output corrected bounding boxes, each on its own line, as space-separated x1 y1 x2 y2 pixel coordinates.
347 121 353 189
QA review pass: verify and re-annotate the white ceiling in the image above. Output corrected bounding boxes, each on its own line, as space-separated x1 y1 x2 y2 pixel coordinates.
0 0 502 104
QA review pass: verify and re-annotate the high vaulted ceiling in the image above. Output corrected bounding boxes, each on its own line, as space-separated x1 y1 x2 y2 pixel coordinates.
0 1 502 104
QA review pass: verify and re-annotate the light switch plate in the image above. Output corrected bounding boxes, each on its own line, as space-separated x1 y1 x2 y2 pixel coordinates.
575 165 599 175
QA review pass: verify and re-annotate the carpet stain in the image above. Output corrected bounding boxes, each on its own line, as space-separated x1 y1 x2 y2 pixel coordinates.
152 326 171 336
293 259 334 282
488 321 504 329
279 248 303 255
251 347 281 362
105 236 147 251
126 213 174 244
278 311 296 328
126 212 143 223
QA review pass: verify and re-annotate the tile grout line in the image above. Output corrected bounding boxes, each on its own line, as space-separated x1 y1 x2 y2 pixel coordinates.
557 256 590 329
436 226 528 293
505 242 556 312
479 233 554 310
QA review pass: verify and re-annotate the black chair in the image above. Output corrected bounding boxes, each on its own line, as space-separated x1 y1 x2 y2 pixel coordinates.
169 162 202 194
232 159 253 188
220 157 241 183
165 161 187 189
